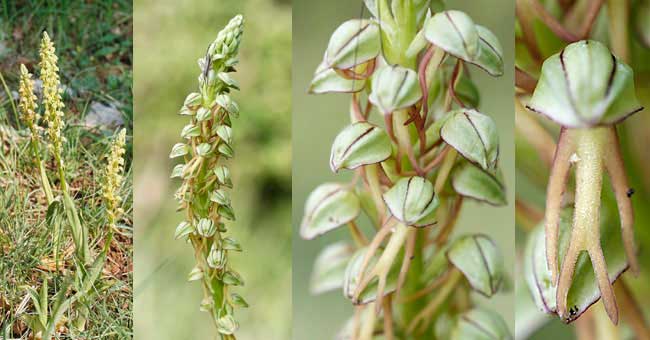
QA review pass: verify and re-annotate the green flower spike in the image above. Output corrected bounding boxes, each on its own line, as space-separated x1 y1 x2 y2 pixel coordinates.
527 40 643 324
171 15 246 338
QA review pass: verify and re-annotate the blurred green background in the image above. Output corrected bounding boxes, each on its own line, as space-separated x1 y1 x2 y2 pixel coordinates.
292 0 515 339
133 0 291 339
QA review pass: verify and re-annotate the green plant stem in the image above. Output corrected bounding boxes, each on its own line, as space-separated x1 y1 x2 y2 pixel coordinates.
607 0 629 62
434 148 457 194
365 164 386 224
401 228 426 326
407 268 462 333
394 110 421 174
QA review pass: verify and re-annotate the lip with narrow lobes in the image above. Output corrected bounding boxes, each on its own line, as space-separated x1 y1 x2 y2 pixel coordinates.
526 39 643 325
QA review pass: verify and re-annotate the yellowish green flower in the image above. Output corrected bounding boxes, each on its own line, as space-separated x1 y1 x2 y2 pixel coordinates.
39 31 66 163
18 64 39 138
103 128 127 229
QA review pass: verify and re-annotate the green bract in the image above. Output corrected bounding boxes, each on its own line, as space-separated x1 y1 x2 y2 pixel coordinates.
326 19 380 69
447 234 504 297
424 11 504 76
369 65 422 114
300 183 361 239
441 109 499 171
527 40 642 128
329 122 392 172
382 176 439 227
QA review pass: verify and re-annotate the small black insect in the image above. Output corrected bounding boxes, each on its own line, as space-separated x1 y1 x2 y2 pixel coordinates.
569 305 578 317
627 188 635 198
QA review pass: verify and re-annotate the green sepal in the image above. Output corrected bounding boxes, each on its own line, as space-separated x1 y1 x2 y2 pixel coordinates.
329 122 392 172
447 234 504 297
300 183 361 240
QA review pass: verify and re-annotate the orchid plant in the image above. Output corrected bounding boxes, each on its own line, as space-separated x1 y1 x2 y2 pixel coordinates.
302 1 512 338
15 32 127 339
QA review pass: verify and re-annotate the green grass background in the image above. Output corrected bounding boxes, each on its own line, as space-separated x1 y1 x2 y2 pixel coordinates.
292 0 516 338
133 0 291 339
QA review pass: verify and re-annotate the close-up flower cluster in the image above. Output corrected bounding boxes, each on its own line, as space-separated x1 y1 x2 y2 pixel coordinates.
301 1 512 338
